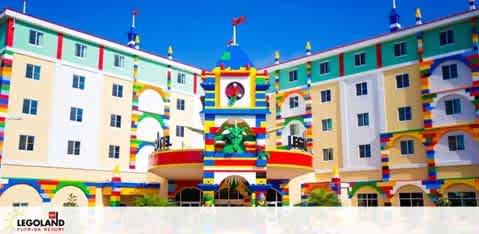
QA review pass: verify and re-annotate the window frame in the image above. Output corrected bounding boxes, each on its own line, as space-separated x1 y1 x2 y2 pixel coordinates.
25 64 41 80
398 106 412 122
28 30 43 47
176 125 185 137
69 107 83 122
288 69 298 82
448 135 465 151
177 73 186 84
74 43 87 58
67 140 81 155
444 98 462 115
357 113 370 127
355 82 368 96
393 41 408 57
354 52 366 67
399 192 424 207
108 145 121 159
400 139 415 155
112 84 124 98
441 64 458 80
359 144 371 158
177 98 186 111
289 96 299 109
113 54 125 69
395 73 410 89
321 118 333 131
322 148 334 161
18 135 35 151
439 29 455 46
319 61 330 75
357 193 378 207
320 90 331 103
22 98 38 115
110 114 122 128
72 74 86 90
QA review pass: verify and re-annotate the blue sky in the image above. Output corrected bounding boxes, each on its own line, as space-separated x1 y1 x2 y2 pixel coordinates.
0 0 470 69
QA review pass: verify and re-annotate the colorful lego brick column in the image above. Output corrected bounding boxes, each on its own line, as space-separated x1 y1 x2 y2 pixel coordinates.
331 167 341 195
422 132 438 182
467 17 479 112
379 133 392 181
110 165 122 206
304 61 313 152
280 182 289 206
130 82 170 169
0 50 12 178
419 60 434 129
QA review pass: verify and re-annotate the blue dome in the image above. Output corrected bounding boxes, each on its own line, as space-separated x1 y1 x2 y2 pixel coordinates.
215 45 253 69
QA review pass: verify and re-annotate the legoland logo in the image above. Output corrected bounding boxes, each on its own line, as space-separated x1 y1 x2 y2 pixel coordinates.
15 211 65 232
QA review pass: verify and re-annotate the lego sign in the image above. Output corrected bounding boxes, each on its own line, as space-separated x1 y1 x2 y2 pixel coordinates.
288 135 306 151
155 132 172 151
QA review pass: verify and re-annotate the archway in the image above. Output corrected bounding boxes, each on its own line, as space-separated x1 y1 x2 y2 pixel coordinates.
51 186 89 207
445 183 478 207
0 184 43 206
392 184 433 207
175 188 202 207
215 175 250 206
266 188 282 207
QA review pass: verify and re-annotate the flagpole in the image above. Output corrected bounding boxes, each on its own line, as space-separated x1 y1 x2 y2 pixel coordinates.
233 25 237 46
23 0 27 14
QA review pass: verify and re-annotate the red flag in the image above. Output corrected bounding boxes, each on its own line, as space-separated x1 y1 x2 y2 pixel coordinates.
232 16 246 26
132 9 139 16
227 39 233 46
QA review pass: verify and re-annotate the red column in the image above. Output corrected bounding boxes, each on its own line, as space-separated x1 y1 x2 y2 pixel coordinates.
193 73 198 94
6 18 14 47
98 45 104 70
338 53 344 77
56 33 64 60
376 43 383 68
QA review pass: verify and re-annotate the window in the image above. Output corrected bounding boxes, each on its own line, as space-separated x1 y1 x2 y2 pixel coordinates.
67 140 81 155
400 140 415 155
70 107 83 122
176 125 185 137
112 84 123 98
320 90 331 103
395 73 410 88
108 145 120 159
12 202 29 207
114 54 125 68
28 30 43 46
356 82 368 96
177 99 185 111
321 119 332 131
439 30 454 46
357 193 378 207
110 114 122 128
398 106 412 121
354 52 366 66
25 64 41 80
448 135 465 151
288 70 298 82
72 75 85 90
441 64 458 80
399 193 424 207
323 148 333 161
319 62 330 75
177 73 186 84
445 98 461 115
357 113 369 127
394 42 407 57
289 124 300 136
75 43 87 58
359 144 371 158
289 96 299 109
448 192 477 206
22 99 38 115
18 135 35 151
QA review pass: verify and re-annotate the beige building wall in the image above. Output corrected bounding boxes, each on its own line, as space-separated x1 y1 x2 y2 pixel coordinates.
99 75 133 171
3 53 55 164
169 91 203 149
0 184 43 206
265 94 276 149
382 64 423 132
311 81 343 171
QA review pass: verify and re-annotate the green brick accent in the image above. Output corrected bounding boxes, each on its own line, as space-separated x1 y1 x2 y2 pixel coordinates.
423 20 472 58
343 45 376 75
62 35 99 69
311 55 339 82
13 20 57 58
279 64 307 90
103 47 134 78
382 34 419 67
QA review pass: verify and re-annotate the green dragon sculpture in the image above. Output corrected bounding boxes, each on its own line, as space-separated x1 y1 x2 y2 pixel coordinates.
214 122 269 160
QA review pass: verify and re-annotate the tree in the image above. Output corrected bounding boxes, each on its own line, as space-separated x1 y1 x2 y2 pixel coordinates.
303 188 341 207
133 195 171 207
63 193 78 207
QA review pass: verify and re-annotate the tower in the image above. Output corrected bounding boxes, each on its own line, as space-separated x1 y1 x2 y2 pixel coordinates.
197 17 271 206
389 0 401 32
127 10 140 50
